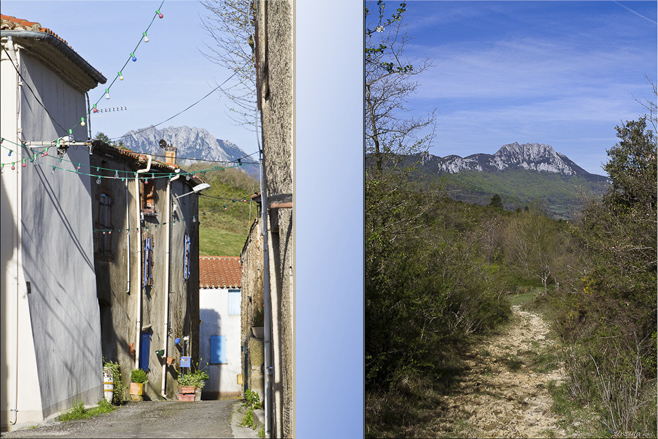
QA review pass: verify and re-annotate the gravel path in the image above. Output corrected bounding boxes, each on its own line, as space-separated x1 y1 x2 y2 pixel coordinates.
429 305 570 438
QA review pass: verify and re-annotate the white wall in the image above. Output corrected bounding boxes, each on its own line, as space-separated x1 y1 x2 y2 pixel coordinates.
199 287 242 398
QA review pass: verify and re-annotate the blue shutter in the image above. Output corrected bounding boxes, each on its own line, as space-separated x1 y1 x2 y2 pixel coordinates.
210 335 226 364
140 332 151 371
228 290 241 315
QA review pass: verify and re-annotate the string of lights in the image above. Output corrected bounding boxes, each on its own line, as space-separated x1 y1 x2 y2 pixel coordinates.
0 138 256 181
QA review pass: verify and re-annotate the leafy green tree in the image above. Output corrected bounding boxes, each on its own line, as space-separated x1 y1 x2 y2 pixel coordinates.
564 116 657 434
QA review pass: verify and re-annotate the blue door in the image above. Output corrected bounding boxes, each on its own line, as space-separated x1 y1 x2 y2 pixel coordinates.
140 331 151 371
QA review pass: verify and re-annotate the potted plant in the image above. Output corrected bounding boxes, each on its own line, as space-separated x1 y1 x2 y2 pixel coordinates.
130 369 148 401
177 368 209 401
252 302 264 338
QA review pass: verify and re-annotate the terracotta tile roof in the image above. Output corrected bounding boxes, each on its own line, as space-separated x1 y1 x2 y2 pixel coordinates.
1 14 106 85
199 256 242 289
2 14 73 52
91 141 206 186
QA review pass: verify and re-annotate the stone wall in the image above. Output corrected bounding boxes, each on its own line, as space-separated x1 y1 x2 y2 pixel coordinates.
255 0 294 436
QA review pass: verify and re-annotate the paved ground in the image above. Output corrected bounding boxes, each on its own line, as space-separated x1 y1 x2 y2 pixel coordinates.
1 400 259 438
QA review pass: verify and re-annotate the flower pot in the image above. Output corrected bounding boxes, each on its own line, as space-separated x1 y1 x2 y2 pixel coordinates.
180 386 196 394
130 382 144 401
251 326 264 339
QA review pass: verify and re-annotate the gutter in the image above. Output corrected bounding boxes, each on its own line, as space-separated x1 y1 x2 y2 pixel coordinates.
162 169 181 398
0 30 107 84
134 155 152 370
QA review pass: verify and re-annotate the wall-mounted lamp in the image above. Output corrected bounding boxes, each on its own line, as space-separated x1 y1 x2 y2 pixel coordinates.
175 182 210 200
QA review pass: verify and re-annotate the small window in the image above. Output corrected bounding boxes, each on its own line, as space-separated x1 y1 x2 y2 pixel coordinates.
210 335 226 364
228 290 241 315
141 179 157 214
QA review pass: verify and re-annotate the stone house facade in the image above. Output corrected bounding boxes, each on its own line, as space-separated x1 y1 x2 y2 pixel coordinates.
89 141 202 401
246 1 295 437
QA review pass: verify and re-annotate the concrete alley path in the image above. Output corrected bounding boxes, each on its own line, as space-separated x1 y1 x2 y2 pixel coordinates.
1 400 259 438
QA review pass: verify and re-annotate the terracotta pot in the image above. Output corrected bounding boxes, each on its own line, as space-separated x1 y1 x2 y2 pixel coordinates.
130 382 144 401
177 394 195 401
180 386 196 394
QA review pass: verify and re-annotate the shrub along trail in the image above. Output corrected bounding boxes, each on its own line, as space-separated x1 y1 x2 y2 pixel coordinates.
426 305 574 438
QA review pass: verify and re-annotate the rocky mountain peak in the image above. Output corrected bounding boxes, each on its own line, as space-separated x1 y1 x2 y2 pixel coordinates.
428 142 589 177
119 126 248 165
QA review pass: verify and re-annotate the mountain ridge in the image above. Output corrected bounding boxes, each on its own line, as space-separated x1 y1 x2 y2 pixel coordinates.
118 126 258 175
420 142 603 178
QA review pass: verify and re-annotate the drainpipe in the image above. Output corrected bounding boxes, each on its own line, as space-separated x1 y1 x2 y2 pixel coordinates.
126 179 130 294
260 150 273 438
6 35 20 426
134 155 152 370
162 168 181 398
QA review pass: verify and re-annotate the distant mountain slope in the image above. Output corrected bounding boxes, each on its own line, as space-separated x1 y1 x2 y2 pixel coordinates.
404 143 610 220
119 126 258 175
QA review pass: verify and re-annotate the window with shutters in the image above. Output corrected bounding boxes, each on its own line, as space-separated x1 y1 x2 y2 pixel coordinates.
183 233 191 281
97 193 112 257
143 233 154 287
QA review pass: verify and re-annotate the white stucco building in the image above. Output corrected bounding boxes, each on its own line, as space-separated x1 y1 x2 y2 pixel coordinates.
199 256 243 400
1 15 106 430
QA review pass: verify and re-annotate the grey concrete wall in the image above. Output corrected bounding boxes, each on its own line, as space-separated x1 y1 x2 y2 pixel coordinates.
19 52 103 420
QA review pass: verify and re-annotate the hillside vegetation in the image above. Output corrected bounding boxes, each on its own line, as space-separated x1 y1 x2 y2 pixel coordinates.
416 168 609 220
182 163 259 256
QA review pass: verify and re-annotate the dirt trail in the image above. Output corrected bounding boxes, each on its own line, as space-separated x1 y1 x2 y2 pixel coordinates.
431 305 570 438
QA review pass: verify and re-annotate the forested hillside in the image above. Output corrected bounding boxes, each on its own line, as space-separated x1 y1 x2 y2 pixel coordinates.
181 163 259 256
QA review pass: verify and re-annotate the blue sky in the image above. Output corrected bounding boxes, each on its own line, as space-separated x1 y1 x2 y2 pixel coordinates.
2 0 260 158
393 1 657 175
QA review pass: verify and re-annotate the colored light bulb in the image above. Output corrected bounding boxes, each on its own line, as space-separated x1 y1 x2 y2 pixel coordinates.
93 106 98 113
143 32 149 42
8 150 12 156
11 164 15 170
131 53 137 62
119 71 124 80
22 159 26 167
96 178 101 184
157 10 163 18
80 117 85 126
105 89 110 99
115 170 119 178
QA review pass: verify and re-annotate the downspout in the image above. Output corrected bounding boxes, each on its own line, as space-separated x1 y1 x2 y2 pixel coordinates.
259 138 273 439
126 179 130 294
6 35 20 426
134 155 152 369
162 169 181 398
